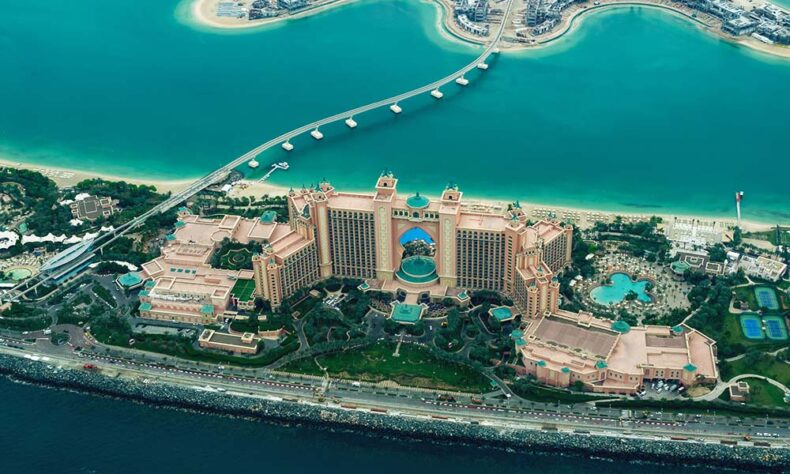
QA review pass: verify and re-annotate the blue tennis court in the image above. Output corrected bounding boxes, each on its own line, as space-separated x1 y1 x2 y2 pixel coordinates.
755 286 780 311
764 316 789 341
739 313 765 340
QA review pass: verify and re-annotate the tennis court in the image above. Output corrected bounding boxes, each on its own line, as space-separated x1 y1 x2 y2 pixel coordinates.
763 315 789 341
739 313 765 340
755 286 780 311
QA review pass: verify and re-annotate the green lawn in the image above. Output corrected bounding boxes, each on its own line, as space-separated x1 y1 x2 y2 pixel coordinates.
220 248 253 270
721 355 790 386
283 341 491 393
733 286 758 311
687 309 788 356
738 379 787 408
231 279 256 302
509 381 609 404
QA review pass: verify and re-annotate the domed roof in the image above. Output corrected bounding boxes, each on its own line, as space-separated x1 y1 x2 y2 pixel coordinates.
406 192 430 209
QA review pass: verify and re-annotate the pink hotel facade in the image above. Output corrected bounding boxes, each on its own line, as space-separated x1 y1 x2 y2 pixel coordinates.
253 172 573 315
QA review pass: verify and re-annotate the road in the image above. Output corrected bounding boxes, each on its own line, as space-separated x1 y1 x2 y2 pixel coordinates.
1 334 788 448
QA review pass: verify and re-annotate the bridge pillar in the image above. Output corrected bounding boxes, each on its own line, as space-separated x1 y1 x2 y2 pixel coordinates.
310 128 324 140
455 76 469 86
345 117 358 128
282 141 294 151
390 103 402 114
430 89 443 99
477 62 489 71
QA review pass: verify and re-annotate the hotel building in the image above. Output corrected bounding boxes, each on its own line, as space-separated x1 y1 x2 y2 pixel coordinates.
515 309 718 395
138 209 301 325
254 172 573 315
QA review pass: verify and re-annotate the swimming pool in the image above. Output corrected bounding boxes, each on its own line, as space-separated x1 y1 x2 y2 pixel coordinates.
739 313 765 340
590 273 652 305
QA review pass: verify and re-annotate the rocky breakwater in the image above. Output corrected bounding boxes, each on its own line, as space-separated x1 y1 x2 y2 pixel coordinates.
0 354 787 472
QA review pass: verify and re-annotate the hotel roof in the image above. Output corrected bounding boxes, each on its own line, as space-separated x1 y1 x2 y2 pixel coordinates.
457 212 509 232
531 315 619 359
327 193 375 212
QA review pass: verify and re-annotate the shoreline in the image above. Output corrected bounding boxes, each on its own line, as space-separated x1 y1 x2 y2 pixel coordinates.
230 179 775 232
1 353 787 472
534 1 790 59
0 157 193 195
185 0 790 60
0 157 778 231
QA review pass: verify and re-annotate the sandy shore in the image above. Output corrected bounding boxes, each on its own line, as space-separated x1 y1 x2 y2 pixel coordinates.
0 158 193 195
531 0 790 59
188 0 357 30
0 156 775 234
227 179 774 233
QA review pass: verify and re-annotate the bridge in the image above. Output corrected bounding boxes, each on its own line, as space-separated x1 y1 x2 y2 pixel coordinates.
5 1 513 301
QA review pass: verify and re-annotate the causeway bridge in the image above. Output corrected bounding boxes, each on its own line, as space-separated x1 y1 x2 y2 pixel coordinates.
6 1 513 300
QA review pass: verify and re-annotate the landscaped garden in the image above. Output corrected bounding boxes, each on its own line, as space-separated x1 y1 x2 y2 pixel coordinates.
284 341 492 393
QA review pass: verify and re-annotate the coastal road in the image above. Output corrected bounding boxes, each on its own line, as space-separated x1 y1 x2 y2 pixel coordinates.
2 339 787 447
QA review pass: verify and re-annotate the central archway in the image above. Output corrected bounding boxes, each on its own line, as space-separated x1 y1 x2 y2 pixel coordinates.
395 227 438 286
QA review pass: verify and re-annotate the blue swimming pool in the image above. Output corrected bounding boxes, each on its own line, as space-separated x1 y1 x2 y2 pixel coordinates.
590 273 652 305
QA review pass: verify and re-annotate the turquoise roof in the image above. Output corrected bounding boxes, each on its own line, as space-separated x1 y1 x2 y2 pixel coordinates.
139 302 152 311
457 291 469 300
515 338 527 345
117 272 143 287
510 329 524 339
595 360 608 370
144 280 156 289
139 290 149 297
200 304 215 315
174 221 186 228
671 325 684 334
260 210 277 224
406 192 430 209
165 234 176 241
536 360 547 367
611 320 631 334
358 281 370 290
683 363 697 372
491 306 515 322
396 256 438 284
391 304 423 324
561 367 571 374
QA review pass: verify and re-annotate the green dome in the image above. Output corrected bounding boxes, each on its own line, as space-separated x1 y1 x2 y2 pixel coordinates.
117 272 142 288
611 320 631 334
406 192 430 209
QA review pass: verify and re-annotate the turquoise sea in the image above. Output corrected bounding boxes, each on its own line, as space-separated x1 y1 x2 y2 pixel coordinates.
1 0 790 222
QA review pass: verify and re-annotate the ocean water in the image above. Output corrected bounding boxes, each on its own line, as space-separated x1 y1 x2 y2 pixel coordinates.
1 1 790 222
0 377 746 473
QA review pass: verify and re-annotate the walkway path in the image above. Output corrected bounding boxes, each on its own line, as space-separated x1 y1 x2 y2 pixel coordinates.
697 374 789 402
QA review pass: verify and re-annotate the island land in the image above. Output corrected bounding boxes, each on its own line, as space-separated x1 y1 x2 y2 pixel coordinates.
186 0 790 59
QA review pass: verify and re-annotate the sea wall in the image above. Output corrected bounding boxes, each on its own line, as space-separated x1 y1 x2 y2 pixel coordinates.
0 354 786 472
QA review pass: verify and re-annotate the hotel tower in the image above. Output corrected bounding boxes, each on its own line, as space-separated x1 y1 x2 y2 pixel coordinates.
253 172 573 314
